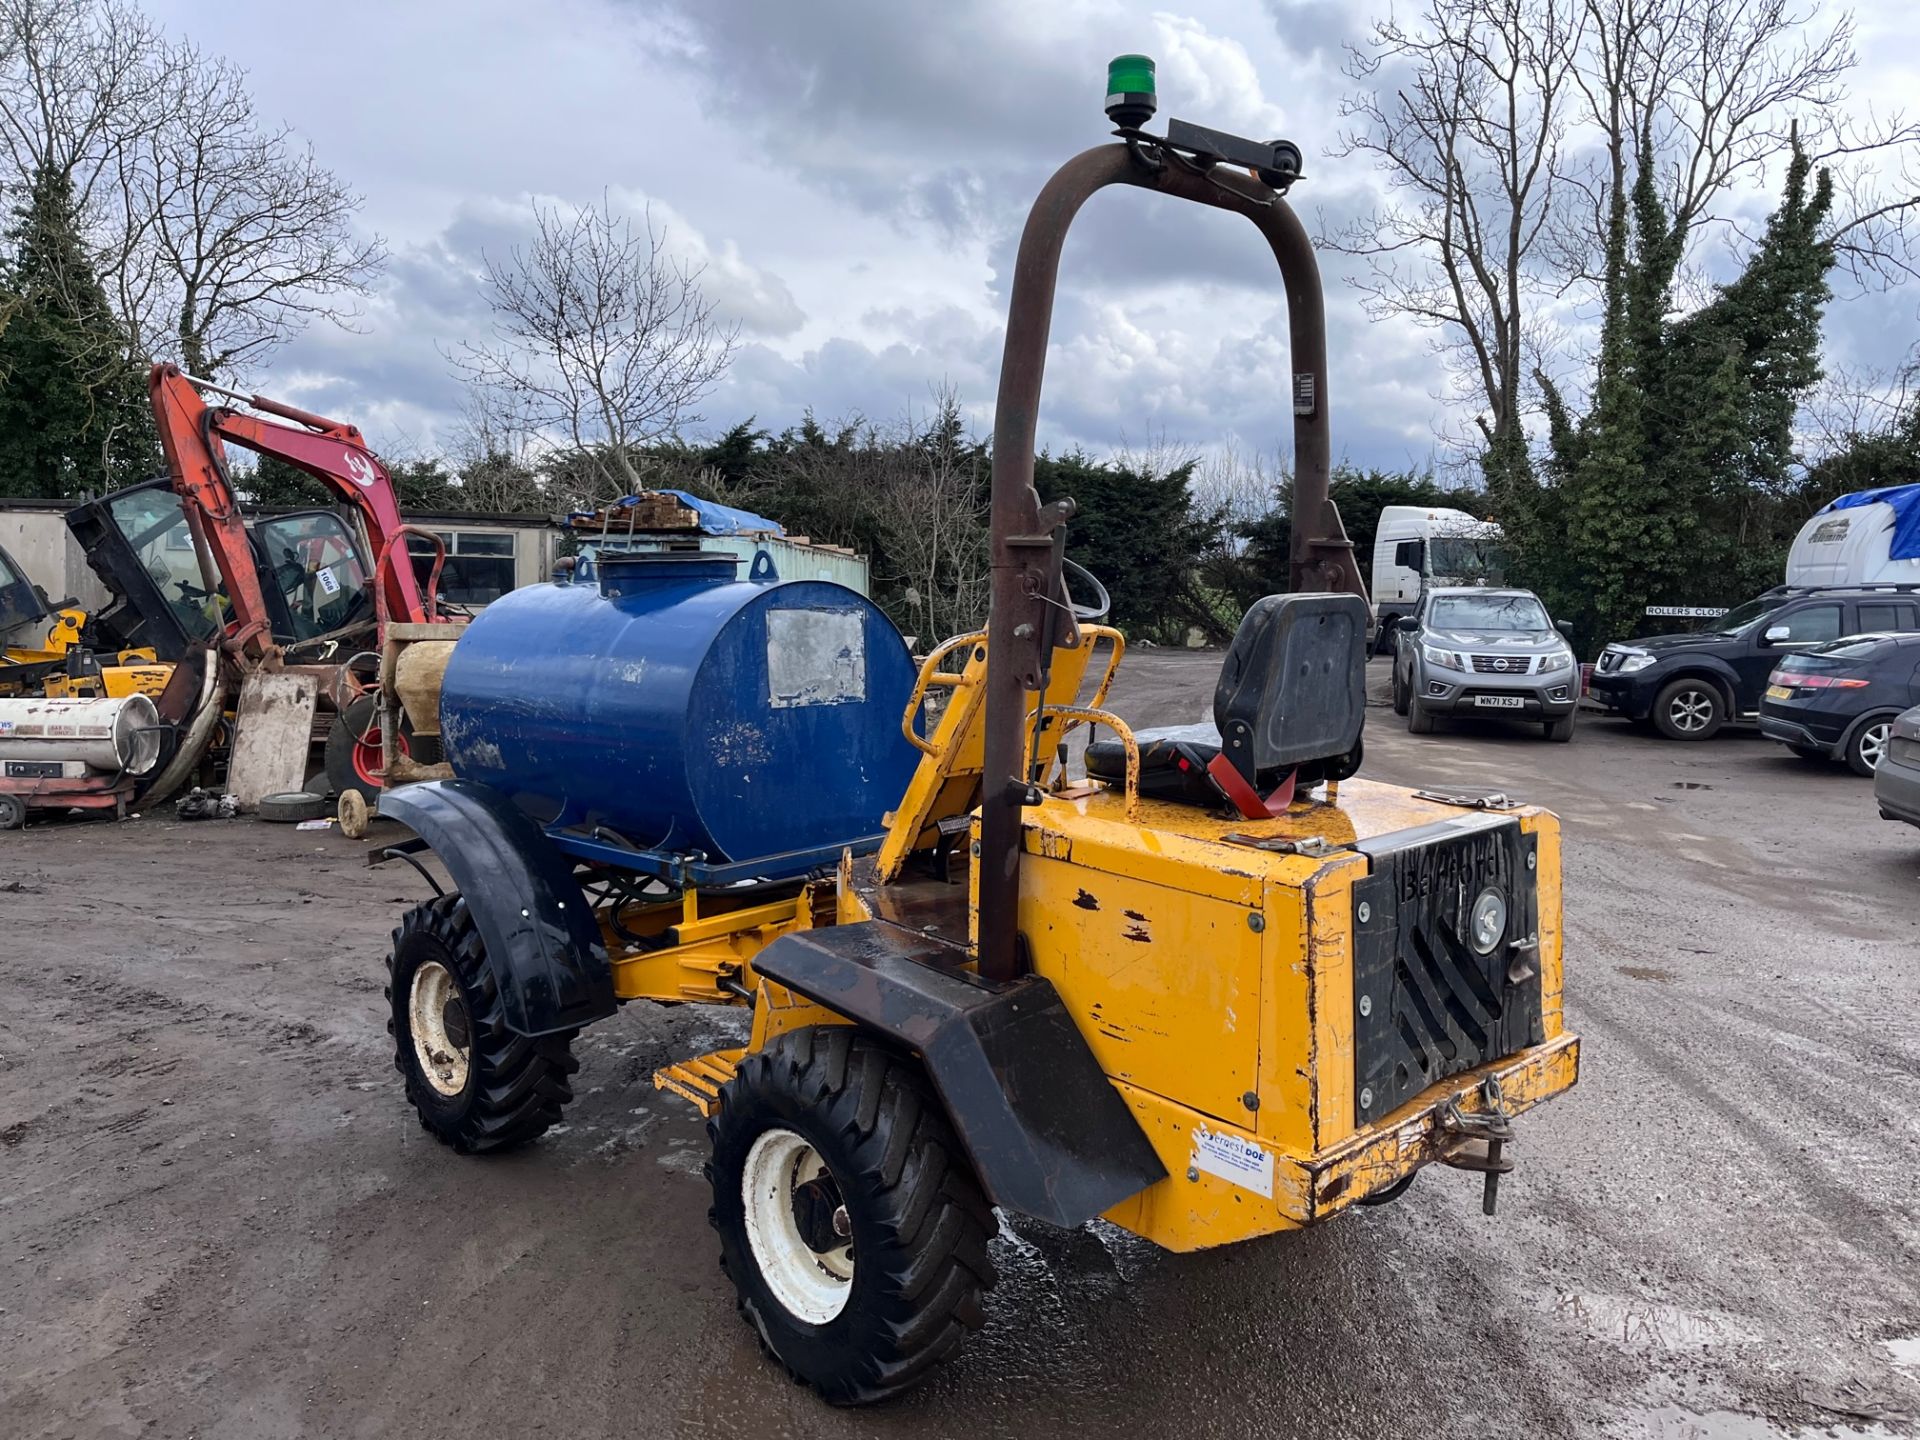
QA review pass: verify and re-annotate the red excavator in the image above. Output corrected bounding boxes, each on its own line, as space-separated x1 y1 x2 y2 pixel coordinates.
67 365 460 804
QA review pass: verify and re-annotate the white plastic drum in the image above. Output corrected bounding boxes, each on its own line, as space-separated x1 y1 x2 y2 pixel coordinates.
0 694 163 774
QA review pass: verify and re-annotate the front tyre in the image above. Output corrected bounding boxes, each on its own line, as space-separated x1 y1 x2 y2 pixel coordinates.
1407 692 1436 734
386 894 578 1153
708 1026 998 1405
1544 714 1576 743
1652 678 1724 741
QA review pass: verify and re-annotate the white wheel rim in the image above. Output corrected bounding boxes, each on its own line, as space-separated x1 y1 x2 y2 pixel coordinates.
1670 691 1713 731
742 1127 854 1324
409 959 471 1097
1860 723 1890 770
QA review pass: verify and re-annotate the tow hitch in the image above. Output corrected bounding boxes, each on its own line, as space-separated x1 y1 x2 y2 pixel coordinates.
1435 1074 1515 1215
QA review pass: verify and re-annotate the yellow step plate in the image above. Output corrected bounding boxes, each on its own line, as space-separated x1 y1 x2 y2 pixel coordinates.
653 1048 744 1116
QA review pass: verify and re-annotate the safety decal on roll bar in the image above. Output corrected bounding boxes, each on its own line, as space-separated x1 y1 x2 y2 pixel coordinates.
1191 1125 1274 1199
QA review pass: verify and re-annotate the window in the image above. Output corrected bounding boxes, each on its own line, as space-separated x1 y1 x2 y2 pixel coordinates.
412 530 517 606
1858 601 1920 634
105 487 221 644
1709 594 1787 635
1427 593 1551 632
253 512 371 642
1427 537 1510 584
1775 604 1841 645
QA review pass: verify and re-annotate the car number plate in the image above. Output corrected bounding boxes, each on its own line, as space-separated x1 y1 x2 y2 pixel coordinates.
1765 684 1792 700
1472 695 1525 709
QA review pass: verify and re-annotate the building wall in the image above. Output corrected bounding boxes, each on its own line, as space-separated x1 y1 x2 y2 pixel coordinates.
0 505 109 612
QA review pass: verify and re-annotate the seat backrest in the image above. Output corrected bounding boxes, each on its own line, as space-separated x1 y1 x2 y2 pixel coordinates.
1213 592 1368 781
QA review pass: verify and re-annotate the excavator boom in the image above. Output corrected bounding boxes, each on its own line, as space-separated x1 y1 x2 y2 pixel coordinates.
148 364 427 662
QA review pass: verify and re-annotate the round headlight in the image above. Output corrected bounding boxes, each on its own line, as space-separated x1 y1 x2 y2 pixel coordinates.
1469 887 1507 954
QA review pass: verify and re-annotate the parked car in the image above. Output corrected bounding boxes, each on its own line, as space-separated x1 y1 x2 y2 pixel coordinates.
1758 633 1920 774
1874 705 1920 827
1588 585 1920 740
1392 587 1579 741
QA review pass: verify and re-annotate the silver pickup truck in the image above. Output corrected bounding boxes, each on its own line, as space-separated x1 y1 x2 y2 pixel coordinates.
1391 587 1580 742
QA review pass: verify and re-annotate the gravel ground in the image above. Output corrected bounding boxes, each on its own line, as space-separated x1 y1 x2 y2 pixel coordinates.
3 650 1917 1439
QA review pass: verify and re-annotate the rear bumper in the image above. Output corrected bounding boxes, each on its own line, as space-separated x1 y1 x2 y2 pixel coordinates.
1311 1033 1580 1214
1101 1032 1581 1251
1875 753 1920 827
1758 714 1839 754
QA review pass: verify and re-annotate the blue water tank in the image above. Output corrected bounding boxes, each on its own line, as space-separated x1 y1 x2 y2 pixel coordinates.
439 551 920 862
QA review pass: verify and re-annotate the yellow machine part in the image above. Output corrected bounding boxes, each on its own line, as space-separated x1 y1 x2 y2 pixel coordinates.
999 782 1574 1250
630 628 1579 1255
5 601 170 698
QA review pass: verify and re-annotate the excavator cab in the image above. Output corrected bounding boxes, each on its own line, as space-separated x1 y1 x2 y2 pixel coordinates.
249 510 374 643
69 480 377 660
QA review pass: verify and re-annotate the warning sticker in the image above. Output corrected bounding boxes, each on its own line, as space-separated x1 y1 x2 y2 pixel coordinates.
1190 1125 1275 1199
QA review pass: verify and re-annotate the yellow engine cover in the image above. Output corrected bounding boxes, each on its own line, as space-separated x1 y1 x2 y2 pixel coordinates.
1001 778 1576 1252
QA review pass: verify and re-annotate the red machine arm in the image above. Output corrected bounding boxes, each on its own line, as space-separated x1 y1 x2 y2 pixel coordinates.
148 364 429 650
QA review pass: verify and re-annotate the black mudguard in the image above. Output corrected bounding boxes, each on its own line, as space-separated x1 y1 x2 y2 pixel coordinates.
379 779 615 1037
753 922 1167 1228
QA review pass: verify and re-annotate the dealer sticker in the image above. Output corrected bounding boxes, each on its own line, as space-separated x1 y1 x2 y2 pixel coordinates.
315 565 341 596
1190 1125 1275 1198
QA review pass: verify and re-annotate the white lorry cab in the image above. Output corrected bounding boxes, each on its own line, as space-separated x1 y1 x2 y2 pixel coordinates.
1371 505 1507 651
1787 484 1920 588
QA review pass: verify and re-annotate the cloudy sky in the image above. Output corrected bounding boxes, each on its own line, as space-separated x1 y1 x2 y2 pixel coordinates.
142 0 1920 474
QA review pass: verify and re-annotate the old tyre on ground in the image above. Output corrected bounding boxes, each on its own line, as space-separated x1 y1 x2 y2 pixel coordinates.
1407 692 1436 735
386 893 579 1153
1847 715 1894 777
1652 677 1724 741
707 1026 998 1406
0 793 24 830
325 694 415 803
337 788 371 840
256 790 328 823
1544 714 1576 743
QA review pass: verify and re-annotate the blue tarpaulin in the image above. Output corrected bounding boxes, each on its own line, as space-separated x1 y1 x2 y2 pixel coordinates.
568 490 784 537
1819 483 1920 561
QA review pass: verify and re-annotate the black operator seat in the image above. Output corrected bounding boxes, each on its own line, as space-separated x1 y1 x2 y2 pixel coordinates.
1084 592 1368 809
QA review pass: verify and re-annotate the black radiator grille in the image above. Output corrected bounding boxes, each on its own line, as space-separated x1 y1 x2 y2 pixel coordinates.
1350 817 1544 1125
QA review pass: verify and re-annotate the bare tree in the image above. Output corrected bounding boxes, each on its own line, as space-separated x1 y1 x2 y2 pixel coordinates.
451 195 739 501
1330 0 1582 475
0 0 170 224
1557 0 1920 294
114 45 384 376
877 392 989 645
0 1 383 379
1334 0 1920 467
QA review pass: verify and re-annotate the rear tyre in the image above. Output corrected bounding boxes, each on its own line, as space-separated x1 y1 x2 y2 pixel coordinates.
1847 716 1894 778
708 1026 998 1406
386 894 578 1153
1652 678 1724 741
1408 693 1436 735
1391 666 1410 716
0 794 24 830
1544 714 1576 743
325 694 415 803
